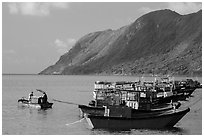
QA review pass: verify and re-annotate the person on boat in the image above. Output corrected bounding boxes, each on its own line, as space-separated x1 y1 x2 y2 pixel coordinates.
132 83 136 91
42 92 48 104
28 92 34 102
38 96 42 104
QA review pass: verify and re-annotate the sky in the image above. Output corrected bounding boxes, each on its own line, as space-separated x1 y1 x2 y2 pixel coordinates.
2 2 202 74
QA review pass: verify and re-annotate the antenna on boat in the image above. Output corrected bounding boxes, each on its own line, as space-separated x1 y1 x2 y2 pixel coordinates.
121 64 124 75
141 74 144 85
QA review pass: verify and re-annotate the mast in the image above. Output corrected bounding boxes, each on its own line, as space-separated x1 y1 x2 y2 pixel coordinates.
95 91 98 107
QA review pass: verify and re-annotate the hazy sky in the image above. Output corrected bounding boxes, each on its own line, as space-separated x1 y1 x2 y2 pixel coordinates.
2 2 202 74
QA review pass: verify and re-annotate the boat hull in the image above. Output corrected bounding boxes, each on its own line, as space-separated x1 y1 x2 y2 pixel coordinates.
79 102 181 117
85 107 190 130
78 105 104 117
156 88 196 104
18 101 53 109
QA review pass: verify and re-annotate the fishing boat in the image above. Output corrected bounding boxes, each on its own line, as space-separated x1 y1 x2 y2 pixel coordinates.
18 98 53 109
18 89 53 109
85 106 190 130
79 80 182 117
91 79 194 107
79 101 181 117
173 79 199 96
80 78 191 129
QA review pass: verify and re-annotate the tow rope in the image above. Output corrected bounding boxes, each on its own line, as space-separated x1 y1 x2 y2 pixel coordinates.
52 99 80 105
66 118 85 126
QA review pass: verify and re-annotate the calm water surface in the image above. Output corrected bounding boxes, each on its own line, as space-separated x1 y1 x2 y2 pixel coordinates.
2 75 202 135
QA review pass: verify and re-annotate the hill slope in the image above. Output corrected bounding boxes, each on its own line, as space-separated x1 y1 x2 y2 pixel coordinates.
40 9 202 76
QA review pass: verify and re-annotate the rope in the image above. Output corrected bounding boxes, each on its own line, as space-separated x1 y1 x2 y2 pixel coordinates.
52 99 80 105
65 118 85 126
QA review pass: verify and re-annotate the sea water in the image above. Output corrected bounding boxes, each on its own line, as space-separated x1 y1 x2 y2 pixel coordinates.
2 75 202 135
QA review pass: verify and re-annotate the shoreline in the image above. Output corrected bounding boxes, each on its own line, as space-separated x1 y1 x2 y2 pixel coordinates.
2 73 202 78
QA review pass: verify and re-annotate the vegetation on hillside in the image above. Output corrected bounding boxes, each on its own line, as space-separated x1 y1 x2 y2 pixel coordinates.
40 9 202 76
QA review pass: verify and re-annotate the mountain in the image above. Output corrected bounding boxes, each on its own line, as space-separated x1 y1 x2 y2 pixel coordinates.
40 9 202 76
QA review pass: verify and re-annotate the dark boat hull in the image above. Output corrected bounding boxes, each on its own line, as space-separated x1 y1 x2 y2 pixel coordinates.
174 87 196 97
156 94 187 104
156 88 196 104
85 107 190 130
79 102 181 117
78 105 104 117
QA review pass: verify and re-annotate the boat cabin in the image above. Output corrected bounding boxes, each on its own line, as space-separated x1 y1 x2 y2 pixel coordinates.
93 81 159 110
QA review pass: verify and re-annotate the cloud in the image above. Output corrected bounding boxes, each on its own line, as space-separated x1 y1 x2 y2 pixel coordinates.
167 2 202 15
7 2 69 16
54 38 76 55
138 2 201 16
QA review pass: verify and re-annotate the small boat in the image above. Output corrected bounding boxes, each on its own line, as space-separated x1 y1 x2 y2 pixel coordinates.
18 89 53 109
85 106 190 130
18 97 53 109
